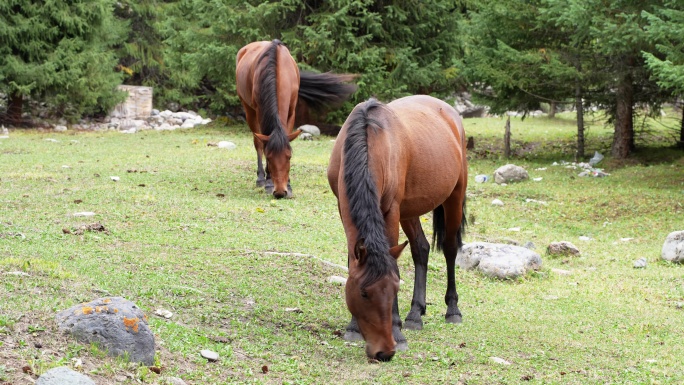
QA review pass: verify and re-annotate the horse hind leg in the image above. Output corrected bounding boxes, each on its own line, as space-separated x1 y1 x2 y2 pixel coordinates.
441 192 467 324
242 102 267 188
401 217 430 331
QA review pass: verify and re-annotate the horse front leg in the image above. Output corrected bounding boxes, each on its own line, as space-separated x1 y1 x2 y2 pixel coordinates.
401 218 430 330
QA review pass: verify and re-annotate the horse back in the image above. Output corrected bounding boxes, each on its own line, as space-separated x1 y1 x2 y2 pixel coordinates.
385 95 467 218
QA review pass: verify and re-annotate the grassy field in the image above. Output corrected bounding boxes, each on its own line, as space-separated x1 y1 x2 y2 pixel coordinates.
1 110 683 384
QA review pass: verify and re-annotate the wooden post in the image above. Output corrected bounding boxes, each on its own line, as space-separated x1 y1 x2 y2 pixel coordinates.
504 116 511 159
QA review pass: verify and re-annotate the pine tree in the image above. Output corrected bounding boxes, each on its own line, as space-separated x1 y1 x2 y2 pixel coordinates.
0 0 127 124
642 1 684 148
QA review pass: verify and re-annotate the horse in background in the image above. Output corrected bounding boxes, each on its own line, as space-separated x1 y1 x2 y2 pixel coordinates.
327 95 468 361
236 40 357 198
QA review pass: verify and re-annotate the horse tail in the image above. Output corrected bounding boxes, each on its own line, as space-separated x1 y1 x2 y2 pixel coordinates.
255 40 288 148
432 198 467 252
343 99 396 282
299 71 358 111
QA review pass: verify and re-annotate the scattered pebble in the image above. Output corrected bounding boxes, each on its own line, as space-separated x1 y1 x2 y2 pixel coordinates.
491 199 504 206
578 236 592 241
4 271 30 276
154 309 173 319
633 258 647 268
44 138 59 142
110 176 120 181
217 141 237 150
535 167 547 171
73 212 96 217
620 238 634 242
552 268 572 275
327 276 347 285
507 227 520 232
490 357 511 365
285 307 303 313
62 165 71 169
533 177 543 181
200 350 219 362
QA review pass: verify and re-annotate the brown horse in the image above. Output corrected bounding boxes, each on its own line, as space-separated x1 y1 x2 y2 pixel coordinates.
327 95 468 361
236 40 356 198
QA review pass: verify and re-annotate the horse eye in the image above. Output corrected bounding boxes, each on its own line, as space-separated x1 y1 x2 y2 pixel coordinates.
361 290 368 299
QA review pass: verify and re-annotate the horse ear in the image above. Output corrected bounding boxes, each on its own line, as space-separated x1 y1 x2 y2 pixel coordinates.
389 241 409 260
287 130 302 142
253 132 270 144
354 238 368 265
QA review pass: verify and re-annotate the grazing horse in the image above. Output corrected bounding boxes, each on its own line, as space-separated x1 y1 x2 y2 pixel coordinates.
327 95 468 361
236 40 356 198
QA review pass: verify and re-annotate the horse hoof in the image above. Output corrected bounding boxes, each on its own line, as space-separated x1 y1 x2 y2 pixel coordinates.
395 340 408 352
343 331 364 341
256 179 266 188
403 319 423 331
445 314 463 324
264 185 274 195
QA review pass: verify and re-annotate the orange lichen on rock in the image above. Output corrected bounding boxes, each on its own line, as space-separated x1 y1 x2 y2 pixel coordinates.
95 306 110 313
123 316 140 333
81 307 94 315
103 298 112 304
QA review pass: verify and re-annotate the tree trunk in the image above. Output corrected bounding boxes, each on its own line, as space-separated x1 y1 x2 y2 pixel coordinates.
548 101 556 118
7 91 23 126
504 117 511 158
611 76 634 159
575 83 585 160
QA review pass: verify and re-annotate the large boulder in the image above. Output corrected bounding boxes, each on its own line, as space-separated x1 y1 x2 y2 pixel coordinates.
662 230 684 263
56 297 155 365
493 164 529 184
457 242 542 279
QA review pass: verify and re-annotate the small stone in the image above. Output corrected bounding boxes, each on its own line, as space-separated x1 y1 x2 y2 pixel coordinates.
111 176 120 181
491 199 504 206
154 309 173 319
507 227 520 232
285 307 303 313
73 212 96 217
36 366 95 385
633 258 647 268
490 357 511 365
217 141 237 150
533 177 543 181
54 125 68 132
200 349 219 362
327 276 347 285
578 236 592 241
164 377 188 385
547 241 580 257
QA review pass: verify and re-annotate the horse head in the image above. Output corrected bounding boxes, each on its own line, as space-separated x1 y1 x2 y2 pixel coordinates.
253 130 302 198
345 238 408 361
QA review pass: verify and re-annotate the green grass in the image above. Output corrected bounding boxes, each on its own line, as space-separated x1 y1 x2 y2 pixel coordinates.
1 112 683 384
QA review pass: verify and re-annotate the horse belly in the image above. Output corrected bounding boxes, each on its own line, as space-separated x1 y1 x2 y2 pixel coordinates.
399 149 460 219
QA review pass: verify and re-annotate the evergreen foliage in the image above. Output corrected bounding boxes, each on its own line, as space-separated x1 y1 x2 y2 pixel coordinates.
0 0 127 122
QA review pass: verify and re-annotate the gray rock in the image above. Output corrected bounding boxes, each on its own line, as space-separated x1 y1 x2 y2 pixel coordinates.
180 120 197 129
661 230 684 263
633 257 647 268
457 242 542 279
217 141 237 150
164 377 188 385
55 297 155 365
300 132 314 141
36 366 96 385
151 109 160 116
201 349 219 361
547 241 581 257
327 276 347 285
297 124 320 136
493 164 529 184
491 199 504 206
172 112 194 121
54 125 68 132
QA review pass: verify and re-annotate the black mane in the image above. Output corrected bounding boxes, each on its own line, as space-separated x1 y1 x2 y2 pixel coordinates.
256 39 289 154
343 98 399 288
